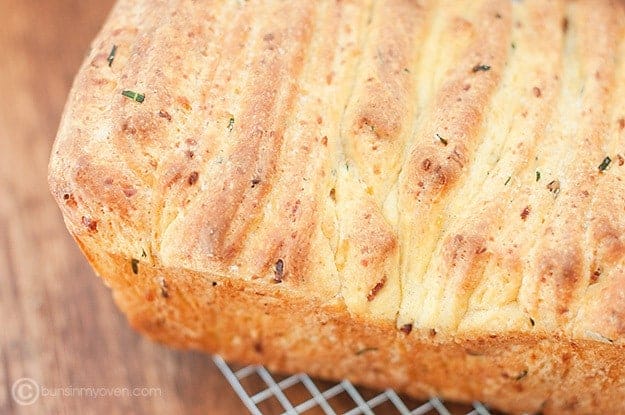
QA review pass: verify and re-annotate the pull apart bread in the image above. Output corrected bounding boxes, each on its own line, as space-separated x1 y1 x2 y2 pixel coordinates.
48 0 625 413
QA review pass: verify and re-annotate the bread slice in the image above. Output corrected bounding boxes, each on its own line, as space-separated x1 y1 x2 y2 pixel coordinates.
49 0 625 413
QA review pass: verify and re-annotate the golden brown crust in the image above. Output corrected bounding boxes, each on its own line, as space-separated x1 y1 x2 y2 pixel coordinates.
49 0 625 413
83 248 625 415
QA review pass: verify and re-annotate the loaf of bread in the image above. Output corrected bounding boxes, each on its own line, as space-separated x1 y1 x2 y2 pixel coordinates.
48 0 625 413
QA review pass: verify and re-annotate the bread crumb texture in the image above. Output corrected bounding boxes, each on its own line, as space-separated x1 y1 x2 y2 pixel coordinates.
50 1 625 413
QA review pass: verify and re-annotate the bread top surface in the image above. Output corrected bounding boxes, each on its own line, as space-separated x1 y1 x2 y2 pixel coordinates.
49 0 625 344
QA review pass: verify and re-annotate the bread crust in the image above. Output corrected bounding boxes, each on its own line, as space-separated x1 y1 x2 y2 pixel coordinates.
80 248 625 415
49 0 625 413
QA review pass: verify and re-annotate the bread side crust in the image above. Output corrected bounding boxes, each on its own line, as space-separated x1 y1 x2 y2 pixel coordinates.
78 238 625 415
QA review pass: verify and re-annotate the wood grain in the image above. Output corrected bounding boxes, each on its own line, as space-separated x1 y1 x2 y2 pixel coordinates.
0 1 274 414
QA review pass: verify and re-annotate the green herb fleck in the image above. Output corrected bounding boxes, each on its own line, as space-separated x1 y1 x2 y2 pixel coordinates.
122 90 145 103
514 370 528 381
504 176 511 186
536 171 541 181
131 258 139 274
598 156 612 172
227 117 235 131
107 45 117 67
436 133 448 146
355 347 378 356
141 249 147 258
404 68 410 73
472 64 491 72
511 42 516 50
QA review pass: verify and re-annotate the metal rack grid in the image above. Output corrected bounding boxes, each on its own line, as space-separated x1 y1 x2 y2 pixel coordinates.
213 355 494 415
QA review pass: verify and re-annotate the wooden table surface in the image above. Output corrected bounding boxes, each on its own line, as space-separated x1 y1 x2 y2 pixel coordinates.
0 1 276 414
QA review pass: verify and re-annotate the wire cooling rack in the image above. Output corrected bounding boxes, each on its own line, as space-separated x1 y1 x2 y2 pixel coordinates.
213 355 494 415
